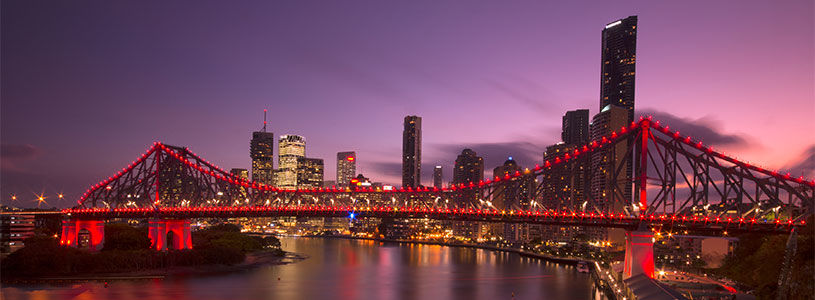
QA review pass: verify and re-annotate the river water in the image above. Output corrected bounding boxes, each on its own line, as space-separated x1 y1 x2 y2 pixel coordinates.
2 237 602 300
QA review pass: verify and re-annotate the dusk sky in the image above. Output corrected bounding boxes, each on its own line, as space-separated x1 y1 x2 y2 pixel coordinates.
2 0 813 208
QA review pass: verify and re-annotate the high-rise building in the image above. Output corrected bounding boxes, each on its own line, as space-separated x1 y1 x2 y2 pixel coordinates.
433 166 443 188
453 149 484 205
600 15 638 123
562 109 590 145
296 157 324 188
402 116 422 188
230 168 249 180
589 105 631 209
276 135 306 189
492 157 535 243
452 149 484 240
250 132 275 185
337 152 356 187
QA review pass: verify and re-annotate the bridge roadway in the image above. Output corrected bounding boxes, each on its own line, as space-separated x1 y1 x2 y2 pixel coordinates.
61 205 803 234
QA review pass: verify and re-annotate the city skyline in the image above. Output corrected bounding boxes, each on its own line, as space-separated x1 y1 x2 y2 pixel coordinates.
2 0 813 207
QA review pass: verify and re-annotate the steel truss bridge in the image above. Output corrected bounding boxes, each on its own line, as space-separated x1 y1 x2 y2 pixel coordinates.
64 117 813 233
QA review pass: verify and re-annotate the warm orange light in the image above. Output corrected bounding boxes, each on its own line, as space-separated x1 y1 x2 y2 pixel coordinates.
347 156 355 162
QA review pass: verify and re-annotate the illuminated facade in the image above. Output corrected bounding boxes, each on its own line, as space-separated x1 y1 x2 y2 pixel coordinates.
601 15 637 123
336 151 356 187
230 168 249 180
402 116 421 188
250 131 275 185
296 157 324 188
276 134 306 189
433 165 443 188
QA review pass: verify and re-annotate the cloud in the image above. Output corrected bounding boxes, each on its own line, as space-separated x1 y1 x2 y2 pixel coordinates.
366 161 403 179
1 144 41 159
486 79 557 114
783 144 815 178
641 109 748 147
1 143 42 173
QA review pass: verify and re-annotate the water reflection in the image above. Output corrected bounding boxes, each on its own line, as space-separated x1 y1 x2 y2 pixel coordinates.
2 237 597 300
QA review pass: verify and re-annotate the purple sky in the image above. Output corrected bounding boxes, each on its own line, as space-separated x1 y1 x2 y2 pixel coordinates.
2 0 813 208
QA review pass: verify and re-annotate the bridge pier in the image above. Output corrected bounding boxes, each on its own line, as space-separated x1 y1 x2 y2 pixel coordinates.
623 230 654 278
148 218 192 251
60 219 105 251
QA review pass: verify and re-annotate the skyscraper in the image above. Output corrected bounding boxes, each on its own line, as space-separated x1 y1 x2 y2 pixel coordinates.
452 149 483 239
276 134 306 189
492 157 534 243
250 131 275 185
589 105 631 209
296 157 324 188
402 116 422 187
600 15 637 123
562 109 590 145
337 152 356 187
230 168 249 180
433 166 443 188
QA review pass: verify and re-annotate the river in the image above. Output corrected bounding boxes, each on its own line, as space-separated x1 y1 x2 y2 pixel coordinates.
1 237 603 300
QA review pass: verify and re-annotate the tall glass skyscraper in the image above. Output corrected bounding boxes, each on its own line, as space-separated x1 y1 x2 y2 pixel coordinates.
600 15 637 123
276 134 306 189
402 116 422 187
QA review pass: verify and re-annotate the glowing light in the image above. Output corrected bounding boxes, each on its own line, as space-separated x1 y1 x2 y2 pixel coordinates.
347 156 355 162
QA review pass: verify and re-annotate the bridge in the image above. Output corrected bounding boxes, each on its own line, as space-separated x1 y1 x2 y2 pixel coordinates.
58 117 814 279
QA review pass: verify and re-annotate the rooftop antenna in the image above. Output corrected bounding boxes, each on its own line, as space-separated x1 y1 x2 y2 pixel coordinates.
262 109 267 132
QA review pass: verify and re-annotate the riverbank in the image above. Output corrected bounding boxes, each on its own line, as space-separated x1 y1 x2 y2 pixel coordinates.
306 234 584 265
2 250 306 285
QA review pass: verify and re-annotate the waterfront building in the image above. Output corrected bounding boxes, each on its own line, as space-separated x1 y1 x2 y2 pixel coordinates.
452 149 484 240
0 214 35 253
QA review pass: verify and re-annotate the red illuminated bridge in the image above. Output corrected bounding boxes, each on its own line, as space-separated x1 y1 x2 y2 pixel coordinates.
59 117 814 279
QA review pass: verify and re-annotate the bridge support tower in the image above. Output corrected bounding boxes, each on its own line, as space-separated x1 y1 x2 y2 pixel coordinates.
148 218 192 251
60 219 105 251
623 229 654 278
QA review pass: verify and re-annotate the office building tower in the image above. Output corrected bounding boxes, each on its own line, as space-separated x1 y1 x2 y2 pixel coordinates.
589 105 631 209
276 134 306 189
562 109 591 145
589 105 631 244
337 152 356 187
296 157 324 188
600 15 638 123
230 168 249 180
433 166 443 188
452 149 484 239
250 132 275 185
493 157 534 243
402 116 422 187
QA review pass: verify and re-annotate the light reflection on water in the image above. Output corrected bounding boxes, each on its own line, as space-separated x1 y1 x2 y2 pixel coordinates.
2 237 601 300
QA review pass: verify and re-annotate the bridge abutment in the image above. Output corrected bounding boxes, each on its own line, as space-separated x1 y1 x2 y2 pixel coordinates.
60 219 105 251
148 218 192 251
623 230 654 278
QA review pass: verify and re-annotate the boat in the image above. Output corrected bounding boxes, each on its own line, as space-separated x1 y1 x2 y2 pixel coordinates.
576 261 590 273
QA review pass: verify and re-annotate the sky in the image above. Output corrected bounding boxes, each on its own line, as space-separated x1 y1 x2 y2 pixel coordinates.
2 0 813 208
